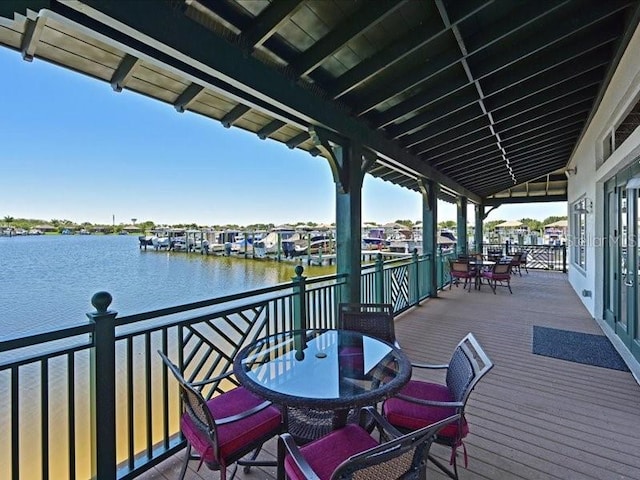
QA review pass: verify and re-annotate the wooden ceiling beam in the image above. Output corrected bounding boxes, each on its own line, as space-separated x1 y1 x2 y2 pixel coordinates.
238 0 304 50
290 0 407 78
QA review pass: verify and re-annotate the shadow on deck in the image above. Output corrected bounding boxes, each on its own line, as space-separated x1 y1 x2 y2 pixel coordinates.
146 270 640 479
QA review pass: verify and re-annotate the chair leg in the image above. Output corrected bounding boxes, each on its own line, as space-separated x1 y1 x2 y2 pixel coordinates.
178 443 191 480
427 454 458 480
507 280 512 294
277 437 286 480
491 280 497 294
242 445 263 473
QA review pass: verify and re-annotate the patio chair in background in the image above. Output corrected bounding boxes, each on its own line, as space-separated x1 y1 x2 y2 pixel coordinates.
158 351 282 480
278 406 460 480
508 252 525 276
382 333 494 480
481 261 513 294
338 303 397 346
519 251 529 274
448 259 475 291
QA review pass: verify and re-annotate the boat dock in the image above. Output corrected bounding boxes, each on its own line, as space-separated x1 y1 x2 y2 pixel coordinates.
137 230 414 266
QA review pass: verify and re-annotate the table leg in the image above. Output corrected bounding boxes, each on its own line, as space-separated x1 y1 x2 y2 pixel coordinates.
332 409 349 430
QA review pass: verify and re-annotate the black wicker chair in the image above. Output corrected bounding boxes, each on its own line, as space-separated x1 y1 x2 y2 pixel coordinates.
278 406 460 480
382 334 494 480
158 351 282 480
338 303 398 347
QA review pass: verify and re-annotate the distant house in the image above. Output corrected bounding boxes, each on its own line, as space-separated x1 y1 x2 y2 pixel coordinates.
34 224 56 233
494 220 529 244
494 220 528 234
123 225 141 233
544 220 568 246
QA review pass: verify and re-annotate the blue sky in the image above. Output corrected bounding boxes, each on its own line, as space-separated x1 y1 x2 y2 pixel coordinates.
1 48 566 226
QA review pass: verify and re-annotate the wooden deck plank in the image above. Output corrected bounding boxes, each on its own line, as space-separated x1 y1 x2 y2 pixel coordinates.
152 271 640 480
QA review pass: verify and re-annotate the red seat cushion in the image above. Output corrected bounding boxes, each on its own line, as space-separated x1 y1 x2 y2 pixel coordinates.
482 272 510 280
180 386 281 463
451 272 473 279
383 380 468 441
284 424 379 480
338 346 364 373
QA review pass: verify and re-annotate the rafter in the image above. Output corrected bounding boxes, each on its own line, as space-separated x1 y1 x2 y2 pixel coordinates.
330 0 493 101
237 0 304 50
174 83 204 113
290 0 406 78
257 120 285 140
286 131 310 149
220 104 251 128
110 54 139 92
20 14 44 61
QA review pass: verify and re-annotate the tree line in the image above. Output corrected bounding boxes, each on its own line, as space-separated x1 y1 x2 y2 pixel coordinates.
392 216 567 234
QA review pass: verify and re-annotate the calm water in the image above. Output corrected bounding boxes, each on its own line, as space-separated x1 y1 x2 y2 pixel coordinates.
0 234 334 339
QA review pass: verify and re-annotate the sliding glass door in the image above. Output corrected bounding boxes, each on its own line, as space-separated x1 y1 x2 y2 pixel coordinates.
631 182 640 358
604 182 617 326
618 185 631 345
604 172 640 360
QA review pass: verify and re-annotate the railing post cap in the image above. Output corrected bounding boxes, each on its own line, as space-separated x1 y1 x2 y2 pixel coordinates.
91 291 113 313
294 265 304 277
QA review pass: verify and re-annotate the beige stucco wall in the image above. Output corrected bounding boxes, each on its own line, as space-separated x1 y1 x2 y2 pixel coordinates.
567 23 640 319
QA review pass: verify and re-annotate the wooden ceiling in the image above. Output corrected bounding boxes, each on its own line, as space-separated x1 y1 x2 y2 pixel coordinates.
1 0 639 203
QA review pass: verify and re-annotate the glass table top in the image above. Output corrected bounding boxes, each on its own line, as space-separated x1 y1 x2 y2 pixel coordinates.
234 329 412 409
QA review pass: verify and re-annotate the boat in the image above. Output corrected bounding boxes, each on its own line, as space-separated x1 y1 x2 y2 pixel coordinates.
254 226 296 257
151 236 171 249
292 233 333 256
362 227 387 249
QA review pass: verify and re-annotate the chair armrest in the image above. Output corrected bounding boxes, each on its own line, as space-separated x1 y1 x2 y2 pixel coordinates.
394 393 464 409
215 400 273 426
409 362 449 370
359 406 403 440
189 370 235 387
279 433 322 480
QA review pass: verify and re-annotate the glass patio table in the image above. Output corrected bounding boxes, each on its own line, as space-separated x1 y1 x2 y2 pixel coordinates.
469 260 496 289
233 329 412 443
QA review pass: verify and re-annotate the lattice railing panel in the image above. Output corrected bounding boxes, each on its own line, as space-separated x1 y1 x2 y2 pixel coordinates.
388 265 410 313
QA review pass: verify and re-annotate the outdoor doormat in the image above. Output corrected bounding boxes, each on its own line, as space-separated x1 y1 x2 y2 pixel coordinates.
532 326 630 371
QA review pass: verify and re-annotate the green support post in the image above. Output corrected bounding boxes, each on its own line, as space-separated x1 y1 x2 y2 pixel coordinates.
375 253 385 304
412 248 420 305
457 196 468 255
474 204 484 253
291 265 307 331
419 178 438 298
306 233 311 265
277 232 282 262
312 128 369 304
87 291 118 480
